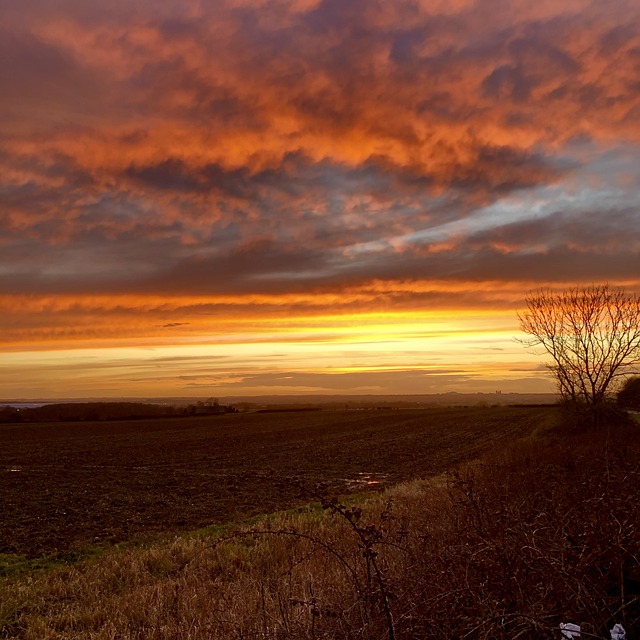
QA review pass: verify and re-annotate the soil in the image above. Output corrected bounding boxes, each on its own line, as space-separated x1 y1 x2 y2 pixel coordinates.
0 406 551 557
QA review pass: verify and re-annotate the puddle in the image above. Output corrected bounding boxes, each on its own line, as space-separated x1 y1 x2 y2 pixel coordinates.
343 472 388 490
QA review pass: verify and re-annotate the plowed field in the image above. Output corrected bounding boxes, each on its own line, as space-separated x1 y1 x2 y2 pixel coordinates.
0 406 552 557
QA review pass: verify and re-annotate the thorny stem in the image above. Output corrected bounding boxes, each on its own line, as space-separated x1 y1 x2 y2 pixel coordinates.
320 497 397 640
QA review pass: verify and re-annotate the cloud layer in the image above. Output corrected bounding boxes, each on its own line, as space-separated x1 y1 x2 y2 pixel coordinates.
1 0 639 395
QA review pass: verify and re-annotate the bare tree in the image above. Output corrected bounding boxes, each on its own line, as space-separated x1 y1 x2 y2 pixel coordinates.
519 284 640 409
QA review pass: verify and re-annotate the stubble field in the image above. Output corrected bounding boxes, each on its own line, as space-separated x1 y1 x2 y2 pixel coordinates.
0 406 550 558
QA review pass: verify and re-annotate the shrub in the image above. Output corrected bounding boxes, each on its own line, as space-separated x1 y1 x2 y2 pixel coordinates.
617 376 640 411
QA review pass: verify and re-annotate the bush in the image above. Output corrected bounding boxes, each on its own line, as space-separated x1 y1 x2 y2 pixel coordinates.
617 376 640 411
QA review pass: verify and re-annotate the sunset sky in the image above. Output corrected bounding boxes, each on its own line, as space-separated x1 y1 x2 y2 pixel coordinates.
1 0 640 400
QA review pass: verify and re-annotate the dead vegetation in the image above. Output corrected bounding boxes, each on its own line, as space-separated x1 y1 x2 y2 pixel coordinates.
1 410 639 639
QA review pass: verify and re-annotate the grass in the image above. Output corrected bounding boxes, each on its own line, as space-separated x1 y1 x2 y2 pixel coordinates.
1 409 639 639
0 544 115 580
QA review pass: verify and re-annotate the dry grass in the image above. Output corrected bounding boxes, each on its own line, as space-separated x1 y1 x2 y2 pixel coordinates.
2 413 639 639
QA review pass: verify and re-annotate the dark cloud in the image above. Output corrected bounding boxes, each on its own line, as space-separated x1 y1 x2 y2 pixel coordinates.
0 28 75 86
482 64 532 102
468 207 640 252
599 23 639 55
125 159 204 193
450 144 567 191
138 237 336 295
0 29 109 128
125 153 312 198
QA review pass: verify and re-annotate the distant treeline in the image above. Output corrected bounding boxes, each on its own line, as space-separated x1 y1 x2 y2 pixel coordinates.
255 407 322 413
0 400 238 423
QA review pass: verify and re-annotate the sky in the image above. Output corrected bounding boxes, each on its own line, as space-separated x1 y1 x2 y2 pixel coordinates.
1 0 640 400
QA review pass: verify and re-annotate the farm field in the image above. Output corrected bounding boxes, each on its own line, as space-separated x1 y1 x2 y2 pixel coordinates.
0 406 551 558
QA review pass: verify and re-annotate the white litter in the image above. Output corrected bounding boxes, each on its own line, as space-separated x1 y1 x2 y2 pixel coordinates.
610 623 625 640
560 622 581 638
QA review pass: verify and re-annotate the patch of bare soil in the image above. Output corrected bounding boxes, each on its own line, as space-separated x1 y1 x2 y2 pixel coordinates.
0 406 551 557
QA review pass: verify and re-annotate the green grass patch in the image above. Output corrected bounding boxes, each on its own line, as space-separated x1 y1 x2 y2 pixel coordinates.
0 544 114 578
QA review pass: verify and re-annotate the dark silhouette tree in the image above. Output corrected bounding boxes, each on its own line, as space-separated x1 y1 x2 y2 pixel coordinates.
519 284 640 413
617 376 640 411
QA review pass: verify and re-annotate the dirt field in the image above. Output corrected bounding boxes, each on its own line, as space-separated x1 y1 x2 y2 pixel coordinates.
0 406 551 557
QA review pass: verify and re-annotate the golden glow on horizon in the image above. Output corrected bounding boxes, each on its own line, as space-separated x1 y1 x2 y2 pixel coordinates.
0 305 517 351
1 281 636 398
0 304 549 399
